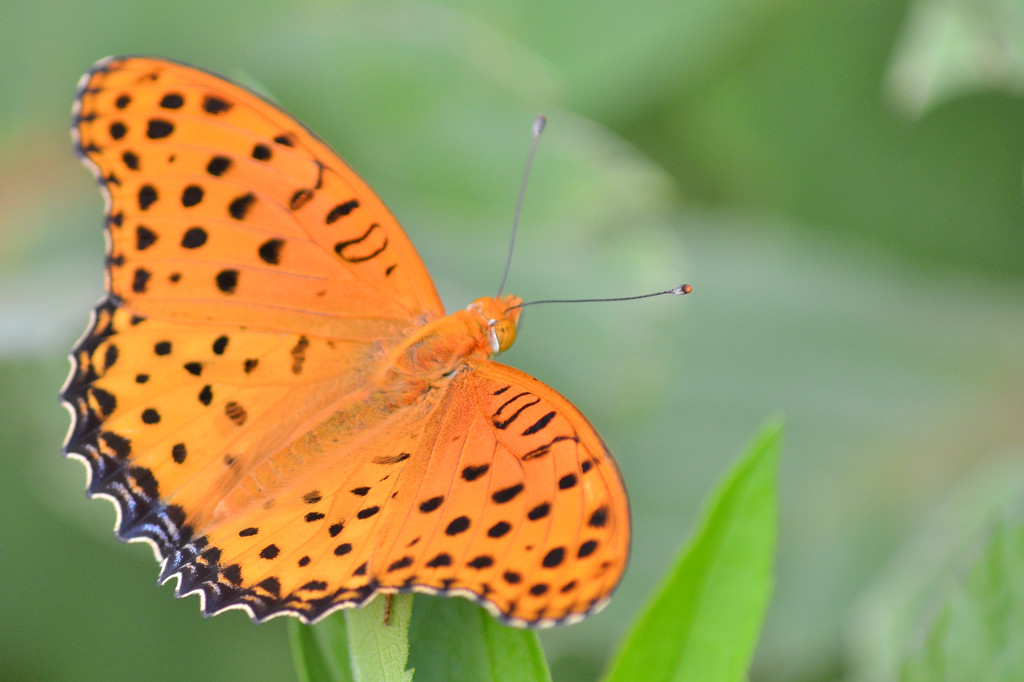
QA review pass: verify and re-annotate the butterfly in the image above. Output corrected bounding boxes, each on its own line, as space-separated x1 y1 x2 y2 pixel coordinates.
63 55 631 628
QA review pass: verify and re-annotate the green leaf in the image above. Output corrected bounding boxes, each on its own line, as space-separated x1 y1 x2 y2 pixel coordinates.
289 614 352 682
900 516 1024 682
603 418 781 682
289 595 413 682
846 459 1024 682
345 594 414 682
290 593 550 682
407 594 551 682
886 0 1024 118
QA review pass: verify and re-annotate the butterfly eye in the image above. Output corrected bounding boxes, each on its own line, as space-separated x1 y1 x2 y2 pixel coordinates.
488 318 517 354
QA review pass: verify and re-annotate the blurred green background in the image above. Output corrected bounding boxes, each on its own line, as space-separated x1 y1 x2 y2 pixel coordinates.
3 0 1023 680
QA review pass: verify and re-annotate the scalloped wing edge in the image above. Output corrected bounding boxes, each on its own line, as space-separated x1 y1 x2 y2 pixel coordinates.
60 299 605 629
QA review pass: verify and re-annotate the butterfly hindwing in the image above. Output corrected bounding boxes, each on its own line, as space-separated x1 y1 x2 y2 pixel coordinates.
162 360 628 627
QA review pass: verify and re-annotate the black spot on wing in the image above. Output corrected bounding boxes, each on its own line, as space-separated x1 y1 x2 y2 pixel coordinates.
290 189 313 210
487 521 511 538
160 93 184 109
216 270 239 294
426 553 452 568
138 184 158 210
258 239 284 265
224 401 247 425
419 496 443 513
131 268 151 293
492 483 524 504
203 95 232 114
172 443 187 463
542 547 565 568
445 516 470 535
181 226 207 248
461 464 490 481
181 185 204 207
135 225 157 250
467 555 494 569
228 193 256 220
146 119 174 138
522 411 556 436
528 503 550 521
356 506 380 519
325 200 358 224
206 156 231 176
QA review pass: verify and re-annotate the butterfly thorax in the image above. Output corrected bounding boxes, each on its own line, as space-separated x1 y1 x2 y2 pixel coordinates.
377 295 523 399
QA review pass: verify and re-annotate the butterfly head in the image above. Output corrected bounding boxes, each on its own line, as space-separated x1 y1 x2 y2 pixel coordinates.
468 295 523 355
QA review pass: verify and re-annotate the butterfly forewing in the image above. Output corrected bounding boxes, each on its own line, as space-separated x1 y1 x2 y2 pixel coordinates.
73 55 444 335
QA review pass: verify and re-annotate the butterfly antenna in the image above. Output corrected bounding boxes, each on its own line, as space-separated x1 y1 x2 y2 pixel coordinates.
496 115 547 298
507 284 692 311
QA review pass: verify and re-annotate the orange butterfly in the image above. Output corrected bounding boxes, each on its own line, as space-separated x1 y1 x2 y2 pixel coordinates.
64 56 631 628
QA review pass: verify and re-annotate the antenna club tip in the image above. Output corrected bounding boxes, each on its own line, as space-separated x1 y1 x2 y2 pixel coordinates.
533 115 547 135
673 284 693 295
